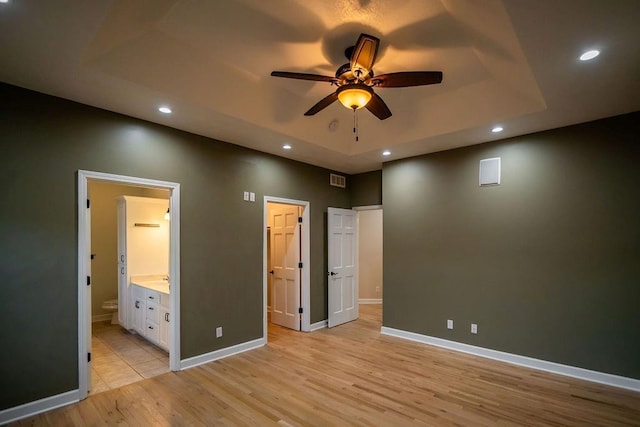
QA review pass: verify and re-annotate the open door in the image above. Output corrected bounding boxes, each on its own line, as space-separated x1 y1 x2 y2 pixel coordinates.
269 204 301 330
85 198 92 392
328 207 358 327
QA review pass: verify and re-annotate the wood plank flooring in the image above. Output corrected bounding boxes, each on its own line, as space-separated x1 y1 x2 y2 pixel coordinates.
14 305 640 426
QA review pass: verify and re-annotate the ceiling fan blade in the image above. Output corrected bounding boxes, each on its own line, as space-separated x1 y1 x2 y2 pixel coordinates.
271 71 337 83
366 93 392 120
304 92 339 116
350 34 380 76
373 71 443 88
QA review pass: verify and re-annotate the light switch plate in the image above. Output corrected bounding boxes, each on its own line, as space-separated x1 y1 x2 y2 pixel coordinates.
471 323 478 334
249 192 255 202
216 326 222 338
243 191 249 201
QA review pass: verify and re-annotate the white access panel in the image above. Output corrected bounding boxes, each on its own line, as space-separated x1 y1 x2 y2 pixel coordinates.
479 157 501 186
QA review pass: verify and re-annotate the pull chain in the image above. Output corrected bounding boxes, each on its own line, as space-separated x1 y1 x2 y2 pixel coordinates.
353 108 359 142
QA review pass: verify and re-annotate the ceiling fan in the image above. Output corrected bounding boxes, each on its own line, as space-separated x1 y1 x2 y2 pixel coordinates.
271 33 443 120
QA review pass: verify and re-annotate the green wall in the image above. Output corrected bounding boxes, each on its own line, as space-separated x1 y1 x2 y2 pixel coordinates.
383 112 640 379
350 170 382 207
0 83 352 409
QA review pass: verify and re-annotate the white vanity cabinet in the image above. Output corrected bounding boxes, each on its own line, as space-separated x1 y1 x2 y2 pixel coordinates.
131 284 170 351
131 285 146 336
158 294 170 350
117 199 128 328
116 196 170 330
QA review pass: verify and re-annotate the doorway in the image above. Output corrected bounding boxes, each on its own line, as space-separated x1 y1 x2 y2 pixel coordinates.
88 182 170 394
263 197 310 339
77 170 181 400
355 206 383 305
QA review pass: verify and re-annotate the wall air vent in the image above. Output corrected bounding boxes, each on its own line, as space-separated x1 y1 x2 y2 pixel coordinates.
330 173 346 188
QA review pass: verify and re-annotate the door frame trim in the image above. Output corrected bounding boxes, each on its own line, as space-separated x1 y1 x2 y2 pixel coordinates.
263 197 311 337
77 170 181 400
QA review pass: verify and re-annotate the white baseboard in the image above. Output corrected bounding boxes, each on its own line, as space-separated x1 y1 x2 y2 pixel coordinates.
92 313 112 322
380 327 640 392
310 320 327 331
180 338 265 370
0 389 79 425
359 298 382 304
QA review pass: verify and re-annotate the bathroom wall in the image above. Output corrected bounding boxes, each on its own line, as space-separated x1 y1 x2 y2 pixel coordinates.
357 209 383 301
89 182 169 319
123 196 170 277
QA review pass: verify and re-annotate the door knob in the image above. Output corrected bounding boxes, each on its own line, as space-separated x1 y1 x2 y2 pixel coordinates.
329 271 337 276
269 270 274 275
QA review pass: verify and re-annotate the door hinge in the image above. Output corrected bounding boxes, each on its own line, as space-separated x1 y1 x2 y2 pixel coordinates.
87 199 90 209
86 276 91 286
298 307 303 314
87 352 91 362
298 216 303 223
298 262 303 269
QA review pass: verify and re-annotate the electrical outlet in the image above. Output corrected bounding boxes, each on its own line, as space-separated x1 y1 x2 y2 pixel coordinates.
447 319 453 330
375 286 380 293
216 326 223 338
471 323 478 334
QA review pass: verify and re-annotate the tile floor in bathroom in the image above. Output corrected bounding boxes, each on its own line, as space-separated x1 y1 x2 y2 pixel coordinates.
91 321 169 394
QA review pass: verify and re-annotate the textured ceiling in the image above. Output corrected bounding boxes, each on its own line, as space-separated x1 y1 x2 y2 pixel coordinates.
1 0 639 173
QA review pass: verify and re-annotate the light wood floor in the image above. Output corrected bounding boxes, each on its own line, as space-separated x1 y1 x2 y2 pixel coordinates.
14 305 640 426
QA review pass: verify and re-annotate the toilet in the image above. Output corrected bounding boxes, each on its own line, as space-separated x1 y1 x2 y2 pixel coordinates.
101 299 118 324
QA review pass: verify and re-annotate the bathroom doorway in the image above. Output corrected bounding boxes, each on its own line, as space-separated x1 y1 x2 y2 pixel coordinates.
87 182 170 394
77 170 181 400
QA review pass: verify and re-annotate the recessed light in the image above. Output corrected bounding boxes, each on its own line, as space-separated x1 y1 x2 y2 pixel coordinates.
491 126 503 133
282 144 292 150
382 150 391 156
579 50 600 61
158 106 172 114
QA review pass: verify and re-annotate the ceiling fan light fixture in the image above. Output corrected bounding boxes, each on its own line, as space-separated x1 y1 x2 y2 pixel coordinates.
337 84 373 110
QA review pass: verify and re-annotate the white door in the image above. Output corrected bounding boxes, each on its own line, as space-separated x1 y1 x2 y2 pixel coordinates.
85 199 92 391
269 204 301 330
328 207 358 327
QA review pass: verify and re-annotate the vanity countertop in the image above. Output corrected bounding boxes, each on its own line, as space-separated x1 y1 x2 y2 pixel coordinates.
131 275 170 294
